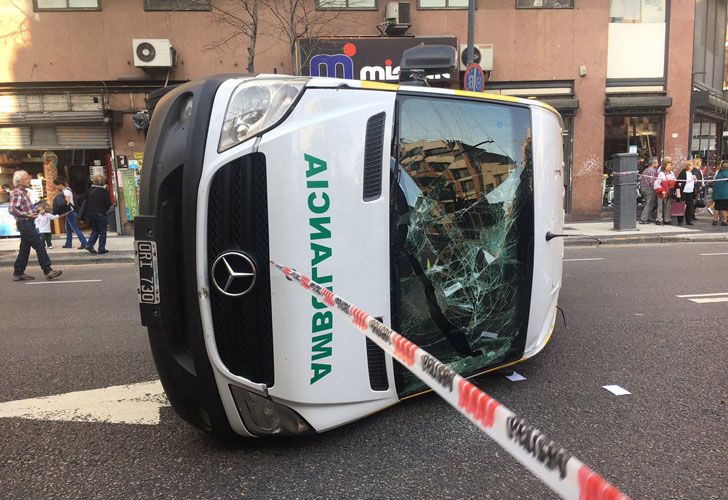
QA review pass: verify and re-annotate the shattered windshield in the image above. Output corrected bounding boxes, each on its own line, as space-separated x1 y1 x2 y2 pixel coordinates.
393 95 534 397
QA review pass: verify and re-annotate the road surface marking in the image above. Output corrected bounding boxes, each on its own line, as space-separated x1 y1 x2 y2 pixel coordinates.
687 297 728 304
0 381 168 425
26 279 103 285
699 252 728 256
675 292 728 298
562 258 604 262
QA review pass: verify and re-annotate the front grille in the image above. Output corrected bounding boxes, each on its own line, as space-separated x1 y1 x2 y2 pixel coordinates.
207 154 274 385
156 167 191 353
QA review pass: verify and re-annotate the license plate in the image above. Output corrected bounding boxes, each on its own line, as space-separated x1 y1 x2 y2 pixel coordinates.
135 240 160 305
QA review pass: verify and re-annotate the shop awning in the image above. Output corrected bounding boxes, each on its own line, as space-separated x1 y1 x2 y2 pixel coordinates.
0 124 111 150
540 97 579 114
692 89 728 120
0 110 107 126
604 95 672 111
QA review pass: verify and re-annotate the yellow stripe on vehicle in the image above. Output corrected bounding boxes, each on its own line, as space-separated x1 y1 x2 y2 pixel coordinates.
360 81 399 91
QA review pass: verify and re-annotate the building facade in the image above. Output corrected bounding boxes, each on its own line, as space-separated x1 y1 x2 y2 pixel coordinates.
0 0 726 232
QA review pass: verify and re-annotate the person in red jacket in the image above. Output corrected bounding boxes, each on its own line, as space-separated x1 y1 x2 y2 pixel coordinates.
654 160 676 225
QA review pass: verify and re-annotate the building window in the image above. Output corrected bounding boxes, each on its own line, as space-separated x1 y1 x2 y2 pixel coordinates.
693 0 727 91
692 117 722 174
609 0 666 23
516 0 574 9
144 0 210 11
316 0 377 9
34 0 100 10
419 0 469 8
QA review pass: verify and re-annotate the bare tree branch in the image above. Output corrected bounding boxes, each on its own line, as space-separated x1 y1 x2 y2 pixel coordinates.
264 0 351 73
206 0 260 73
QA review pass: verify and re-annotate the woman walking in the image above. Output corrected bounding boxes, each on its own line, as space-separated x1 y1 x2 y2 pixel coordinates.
675 160 697 225
654 160 676 225
53 177 88 249
711 161 728 226
78 174 112 254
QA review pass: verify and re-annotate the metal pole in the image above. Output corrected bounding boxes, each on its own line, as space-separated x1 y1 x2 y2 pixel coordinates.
467 0 475 65
110 150 123 236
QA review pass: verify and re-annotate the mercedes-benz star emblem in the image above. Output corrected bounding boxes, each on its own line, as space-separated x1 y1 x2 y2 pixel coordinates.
211 251 257 297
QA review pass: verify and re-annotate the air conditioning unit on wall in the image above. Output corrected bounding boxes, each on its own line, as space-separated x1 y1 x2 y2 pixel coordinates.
133 39 176 69
459 44 494 71
384 2 412 36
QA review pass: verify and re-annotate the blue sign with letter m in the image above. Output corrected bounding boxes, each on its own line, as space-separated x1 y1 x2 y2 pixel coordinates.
309 54 354 79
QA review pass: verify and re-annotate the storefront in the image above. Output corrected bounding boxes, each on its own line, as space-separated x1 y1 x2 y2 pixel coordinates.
602 95 671 208
0 92 118 236
690 88 728 178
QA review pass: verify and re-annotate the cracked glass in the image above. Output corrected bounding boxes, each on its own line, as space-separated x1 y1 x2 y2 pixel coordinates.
393 95 534 397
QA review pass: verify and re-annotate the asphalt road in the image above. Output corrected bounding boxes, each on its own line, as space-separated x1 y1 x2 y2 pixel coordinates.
0 243 726 499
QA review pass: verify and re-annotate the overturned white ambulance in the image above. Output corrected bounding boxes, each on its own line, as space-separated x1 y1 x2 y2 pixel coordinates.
135 46 565 438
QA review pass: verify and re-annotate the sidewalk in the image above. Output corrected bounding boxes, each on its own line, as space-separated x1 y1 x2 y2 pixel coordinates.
1 211 727 267
0 234 135 267
563 210 728 246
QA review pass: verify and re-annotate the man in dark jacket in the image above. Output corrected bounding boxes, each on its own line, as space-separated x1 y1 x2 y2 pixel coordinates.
78 174 113 255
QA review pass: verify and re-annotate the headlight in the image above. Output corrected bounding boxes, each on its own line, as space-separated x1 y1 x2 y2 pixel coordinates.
230 385 314 436
179 95 194 122
218 78 308 152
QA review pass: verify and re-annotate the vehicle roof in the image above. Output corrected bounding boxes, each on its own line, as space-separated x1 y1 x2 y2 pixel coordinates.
299 76 562 121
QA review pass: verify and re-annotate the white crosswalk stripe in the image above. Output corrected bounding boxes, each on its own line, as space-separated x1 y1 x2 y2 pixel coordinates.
675 292 728 304
687 297 728 304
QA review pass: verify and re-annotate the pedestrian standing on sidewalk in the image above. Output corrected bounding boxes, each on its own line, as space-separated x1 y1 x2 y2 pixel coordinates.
640 158 659 224
78 174 112 255
659 156 672 173
675 160 697 226
654 160 675 225
711 161 728 226
53 177 89 250
9 170 62 281
34 204 59 248
691 159 704 219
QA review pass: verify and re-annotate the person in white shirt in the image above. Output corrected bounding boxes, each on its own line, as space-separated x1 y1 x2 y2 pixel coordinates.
653 160 676 225
675 159 697 225
34 204 59 248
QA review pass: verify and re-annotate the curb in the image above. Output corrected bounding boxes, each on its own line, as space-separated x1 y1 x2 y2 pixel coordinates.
2 233 726 263
564 233 728 247
0 252 135 268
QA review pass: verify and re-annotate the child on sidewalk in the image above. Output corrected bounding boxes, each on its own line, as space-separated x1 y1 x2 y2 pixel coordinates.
34 204 59 249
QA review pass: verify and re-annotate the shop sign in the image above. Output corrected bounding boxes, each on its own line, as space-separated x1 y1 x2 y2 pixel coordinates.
298 37 458 84
118 168 139 221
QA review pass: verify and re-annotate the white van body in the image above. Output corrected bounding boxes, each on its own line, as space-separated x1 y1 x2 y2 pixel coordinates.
136 75 564 438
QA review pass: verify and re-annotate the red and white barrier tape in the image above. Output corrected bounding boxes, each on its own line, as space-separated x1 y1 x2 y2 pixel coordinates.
270 260 631 500
612 170 728 183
